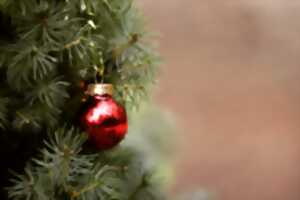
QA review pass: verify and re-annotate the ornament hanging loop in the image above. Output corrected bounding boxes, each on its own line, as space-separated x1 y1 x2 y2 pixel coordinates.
93 65 105 84
93 51 105 83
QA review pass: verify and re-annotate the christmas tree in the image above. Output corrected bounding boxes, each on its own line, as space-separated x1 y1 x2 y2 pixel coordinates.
0 0 171 199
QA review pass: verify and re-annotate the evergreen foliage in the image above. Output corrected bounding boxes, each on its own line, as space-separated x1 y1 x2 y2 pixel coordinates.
0 0 164 199
7 128 164 200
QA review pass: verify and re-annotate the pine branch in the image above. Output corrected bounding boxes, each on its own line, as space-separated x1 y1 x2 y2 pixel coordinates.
7 44 58 89
6 127 89 199
7 128 132 200
26 76 70 108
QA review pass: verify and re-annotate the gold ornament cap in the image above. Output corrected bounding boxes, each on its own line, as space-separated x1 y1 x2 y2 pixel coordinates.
86 83 113 96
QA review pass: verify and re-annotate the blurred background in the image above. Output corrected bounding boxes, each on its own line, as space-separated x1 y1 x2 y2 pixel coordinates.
139 1 300 200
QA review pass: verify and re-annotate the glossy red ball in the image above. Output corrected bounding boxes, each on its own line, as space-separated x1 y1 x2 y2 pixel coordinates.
80 94 128 150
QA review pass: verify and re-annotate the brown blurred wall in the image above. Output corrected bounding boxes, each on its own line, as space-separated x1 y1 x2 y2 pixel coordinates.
139 1 300 200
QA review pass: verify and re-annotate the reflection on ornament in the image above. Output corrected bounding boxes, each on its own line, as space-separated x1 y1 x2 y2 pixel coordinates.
87 99 113 122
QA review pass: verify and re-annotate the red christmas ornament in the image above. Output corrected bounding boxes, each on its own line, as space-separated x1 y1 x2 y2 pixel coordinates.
80 84 128 150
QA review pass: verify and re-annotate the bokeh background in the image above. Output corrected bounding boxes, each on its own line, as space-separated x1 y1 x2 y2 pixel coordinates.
139 1 300 200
